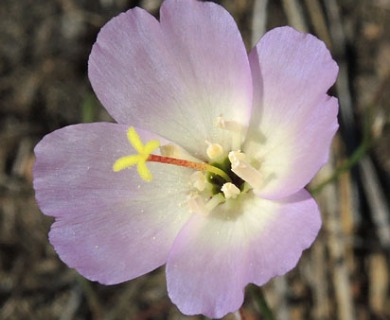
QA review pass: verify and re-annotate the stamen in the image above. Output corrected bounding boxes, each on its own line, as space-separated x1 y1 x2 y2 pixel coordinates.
160 144 180 157
206 141 224 160
221 182 240 199
188 193 225 215
187 194 207 215
186 193 225 215
214 116 242 132
205 193 225 212
160 144 199 162
228 151 262 189
214 116 244 151
191 171 208 192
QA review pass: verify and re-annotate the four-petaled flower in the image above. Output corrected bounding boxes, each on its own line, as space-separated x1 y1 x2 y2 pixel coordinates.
33 0 339 318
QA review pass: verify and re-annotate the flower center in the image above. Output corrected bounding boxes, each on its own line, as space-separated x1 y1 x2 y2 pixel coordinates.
113 127 261 213
206 156 245 196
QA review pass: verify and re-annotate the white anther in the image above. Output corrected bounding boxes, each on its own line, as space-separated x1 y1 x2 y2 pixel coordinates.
206 141 224 160
186 194 207 215
160 144 199 162
214 116 244 150
214 116 226 129
186 193 224 215
190 171 207 192
228 151 262 189
228 150 247 167
205 193 225 212
214 115 242 132
160 144 180 157
221 182 240 199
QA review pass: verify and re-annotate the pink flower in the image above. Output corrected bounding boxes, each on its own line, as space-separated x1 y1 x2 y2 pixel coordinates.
33 0 338 318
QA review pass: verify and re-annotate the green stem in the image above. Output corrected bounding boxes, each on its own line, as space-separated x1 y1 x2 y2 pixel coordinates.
310 138 370 195
77 276 102 319
249 286 275 320
310 104 373 196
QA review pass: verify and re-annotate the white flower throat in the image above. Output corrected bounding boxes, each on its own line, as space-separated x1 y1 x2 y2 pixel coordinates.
113 119 263 214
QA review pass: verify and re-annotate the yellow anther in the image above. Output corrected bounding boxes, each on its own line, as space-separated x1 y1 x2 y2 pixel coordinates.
113 127 160 182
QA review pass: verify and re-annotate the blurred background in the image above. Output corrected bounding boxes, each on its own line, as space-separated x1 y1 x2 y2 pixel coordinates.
0 0 389 319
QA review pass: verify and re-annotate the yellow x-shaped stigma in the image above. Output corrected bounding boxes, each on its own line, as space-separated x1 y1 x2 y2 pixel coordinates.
113 127 160 182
